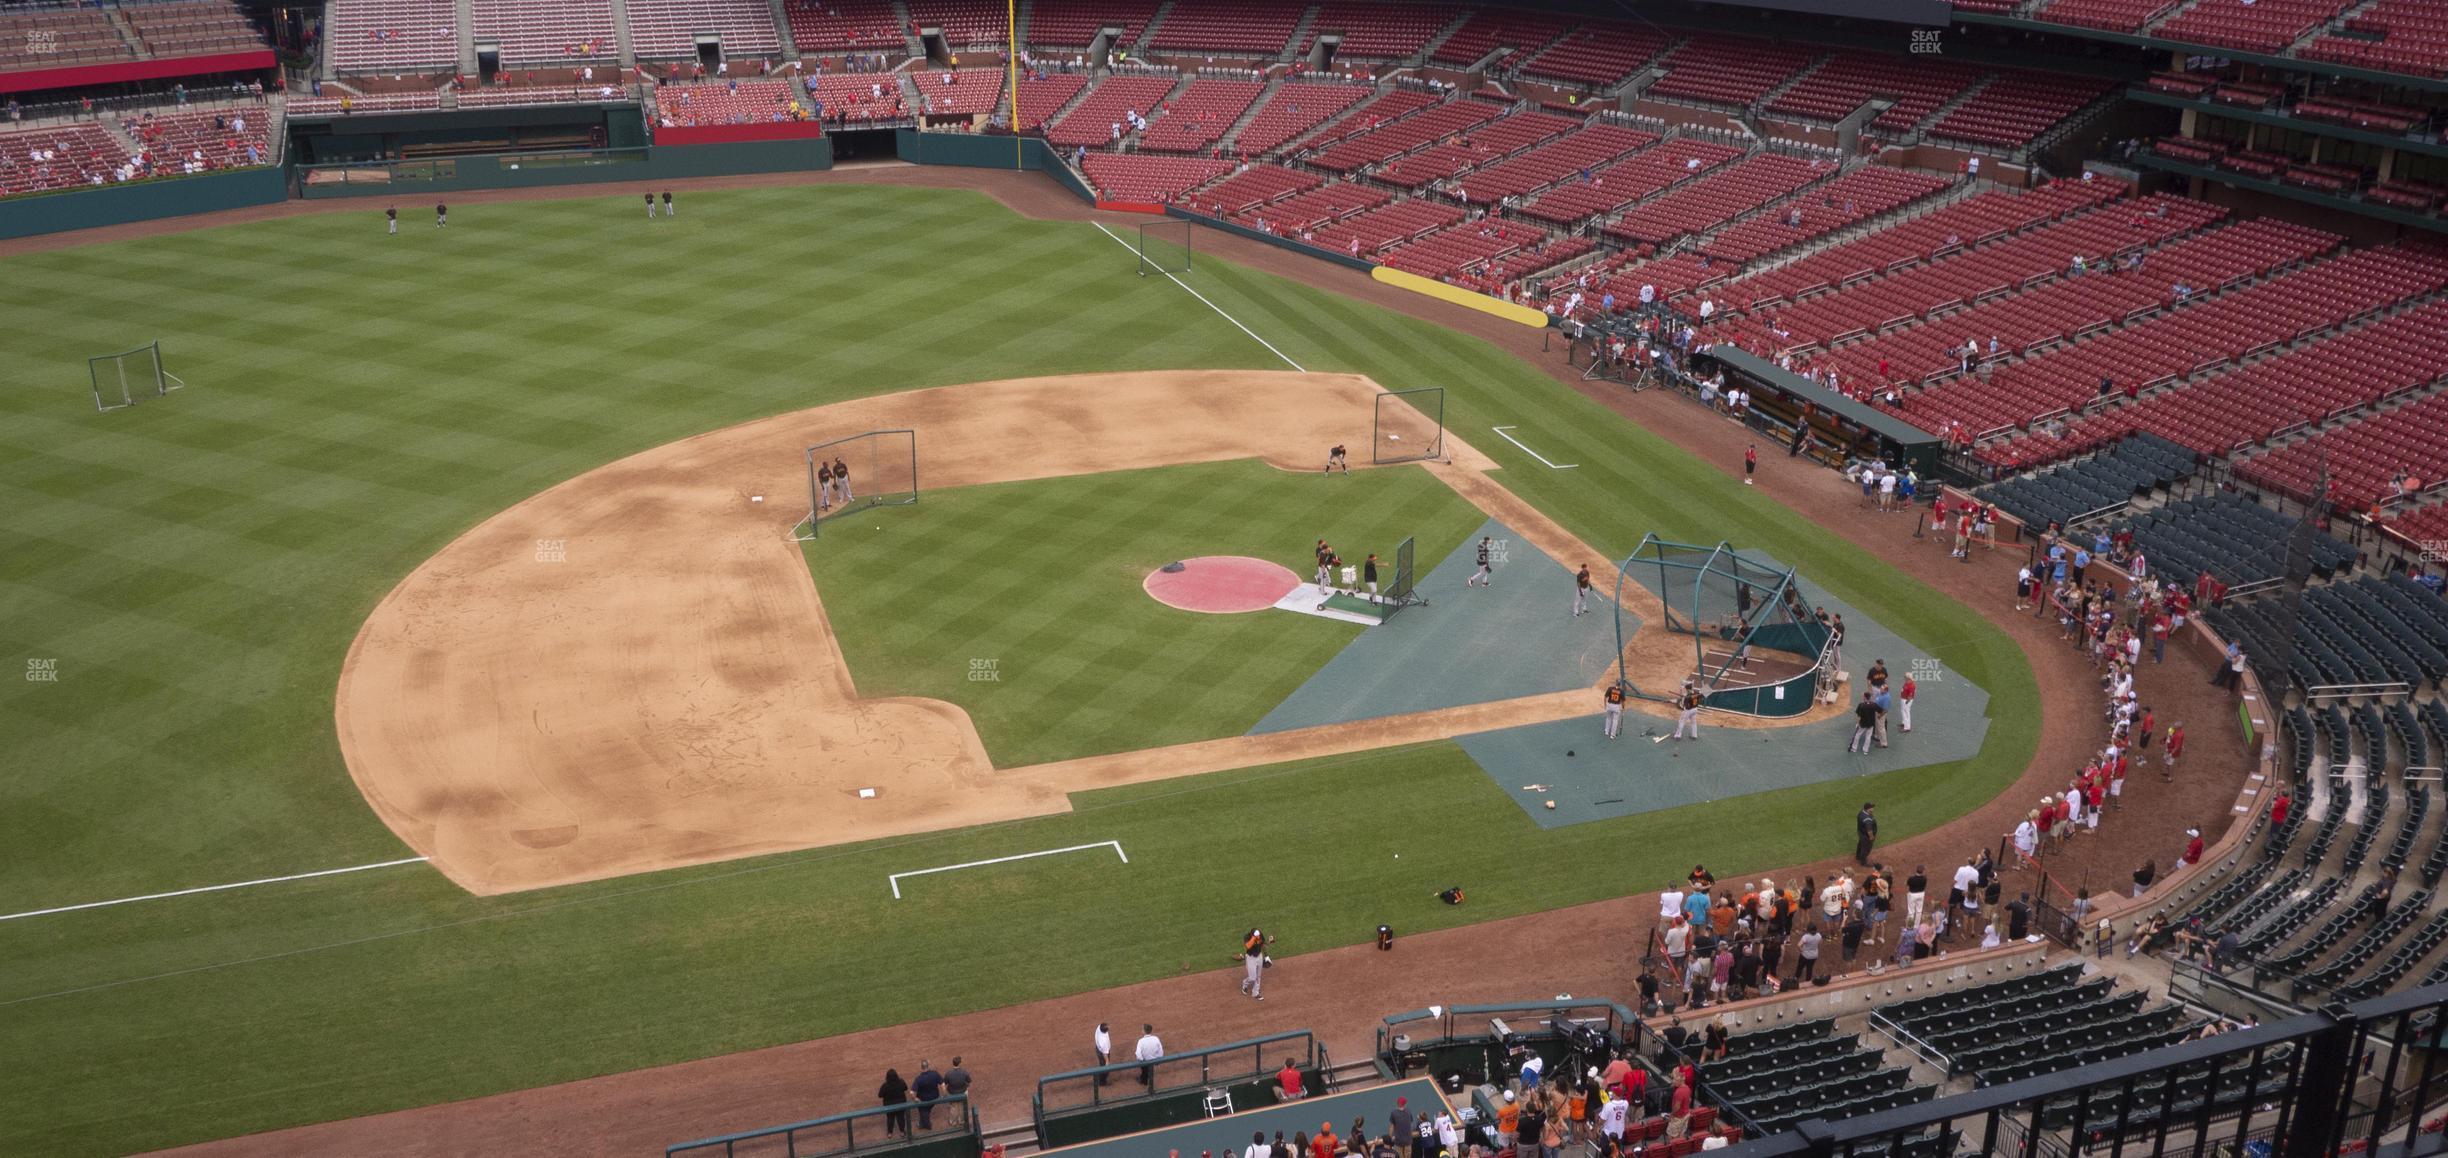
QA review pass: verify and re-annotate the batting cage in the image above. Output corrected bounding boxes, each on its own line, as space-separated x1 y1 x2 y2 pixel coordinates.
88 341 185 412
1372 387 1446 464
791 429 918 541
1613 534 1832 717
1137 220 1193 277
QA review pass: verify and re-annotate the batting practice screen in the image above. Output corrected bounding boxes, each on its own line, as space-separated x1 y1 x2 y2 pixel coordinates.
1137 220 1192 277
793 429 918 541
1372 387 1446 464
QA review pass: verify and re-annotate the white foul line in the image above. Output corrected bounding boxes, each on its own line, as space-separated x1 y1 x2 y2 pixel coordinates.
0 856 432 923
1491 425 1577 469
1092 221 1306 372
889 840 1127 899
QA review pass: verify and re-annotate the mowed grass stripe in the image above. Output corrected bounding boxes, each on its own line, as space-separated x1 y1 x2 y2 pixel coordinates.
811 458 1481 765
0 187 2036 1156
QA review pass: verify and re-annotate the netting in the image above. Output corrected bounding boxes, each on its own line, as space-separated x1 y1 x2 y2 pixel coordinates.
1137 220 1192 276
1616 534 1831 712
87 342 181 412
792 429 918 541
1373 387 1445 464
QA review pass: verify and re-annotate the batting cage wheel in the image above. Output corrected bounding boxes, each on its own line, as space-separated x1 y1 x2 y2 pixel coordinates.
87 341 185 412
789 429 919 542
1136 220 1193 277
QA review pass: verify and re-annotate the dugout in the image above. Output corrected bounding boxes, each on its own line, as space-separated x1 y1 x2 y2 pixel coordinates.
1032 1030 1324 1149
1698 348 1945 476
666 1092 981 1158
1375 999 1642 1090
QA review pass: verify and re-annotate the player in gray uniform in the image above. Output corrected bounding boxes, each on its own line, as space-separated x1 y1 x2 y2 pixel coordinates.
834 456 851 504
1573 564 1593 616
1467 537 1493 588
1364 553 1380 602
1675 682 1703 740
1603 683 1626 739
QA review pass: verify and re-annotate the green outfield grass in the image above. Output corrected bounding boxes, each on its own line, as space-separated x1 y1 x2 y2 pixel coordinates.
809 459 1482 765
0 183 2039 1155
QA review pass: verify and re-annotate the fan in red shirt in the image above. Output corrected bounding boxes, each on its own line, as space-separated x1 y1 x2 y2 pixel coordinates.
2271 790 2293 829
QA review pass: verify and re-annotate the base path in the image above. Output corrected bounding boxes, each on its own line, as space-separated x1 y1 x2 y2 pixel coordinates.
336 371 1502 895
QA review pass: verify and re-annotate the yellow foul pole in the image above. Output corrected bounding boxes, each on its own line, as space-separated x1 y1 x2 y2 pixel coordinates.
1007 0 1021 169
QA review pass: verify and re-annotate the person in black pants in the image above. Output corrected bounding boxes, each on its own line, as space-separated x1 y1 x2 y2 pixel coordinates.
1854 802 1878 864
912 1060 944 1131
878 1068 910 1136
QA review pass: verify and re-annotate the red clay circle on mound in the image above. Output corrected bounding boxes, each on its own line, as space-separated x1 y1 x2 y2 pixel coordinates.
1144 556 1303 614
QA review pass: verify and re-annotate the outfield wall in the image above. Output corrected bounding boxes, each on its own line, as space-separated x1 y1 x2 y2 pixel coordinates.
0 167 288 242
894 130 1098 204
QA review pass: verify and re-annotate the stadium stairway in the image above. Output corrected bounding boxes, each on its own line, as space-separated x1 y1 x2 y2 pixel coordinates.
768 0 798 59
1132 0 1175 54
1409 9 1474 68
1900 75 1997 144
1216 73 1284 151
1278 4 1320 64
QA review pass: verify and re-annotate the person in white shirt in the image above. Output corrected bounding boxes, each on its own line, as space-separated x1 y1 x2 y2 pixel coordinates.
1954 860 1981 917
1659 884 1686 926
1599 1092 1628 1142
1093 1023 1113 1085
1134 1024 1163 1086
1248 1131 1274 1158
1435 1111 1460 1152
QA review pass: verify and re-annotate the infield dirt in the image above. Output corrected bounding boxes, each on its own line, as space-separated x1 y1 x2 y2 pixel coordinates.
337 369 1737 895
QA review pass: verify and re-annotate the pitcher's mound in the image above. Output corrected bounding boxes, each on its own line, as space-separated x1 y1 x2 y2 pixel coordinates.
1145 556 1302 614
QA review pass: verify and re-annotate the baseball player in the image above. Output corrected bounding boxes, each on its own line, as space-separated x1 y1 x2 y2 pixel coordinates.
1573 564 1593 616
663 190 675 217
1324 444 1348 474
1603 683 1626 739
386 205 397 234
1363 553 1380 602
816 460 834 512
435 202 447 228
1674 682 1702 740
1313 541 1334 589
1239 928 1272 999
645 192 657 219
833 456 851 503
1467 537 1493 588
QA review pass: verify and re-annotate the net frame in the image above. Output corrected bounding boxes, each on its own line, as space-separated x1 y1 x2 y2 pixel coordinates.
1137 220 1193 277
1379 534 1427 621
87 342 183 412
1613 534 1832 708
790 429 919 542
1372 386 1446 465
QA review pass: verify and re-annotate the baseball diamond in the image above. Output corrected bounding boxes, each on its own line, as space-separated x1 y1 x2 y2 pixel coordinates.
3 4 2445 1157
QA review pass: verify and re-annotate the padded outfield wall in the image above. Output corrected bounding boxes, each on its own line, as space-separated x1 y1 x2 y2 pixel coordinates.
0 167 289 242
